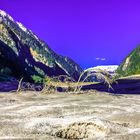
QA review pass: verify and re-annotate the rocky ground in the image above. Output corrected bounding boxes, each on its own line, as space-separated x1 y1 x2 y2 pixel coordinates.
0 91 140 140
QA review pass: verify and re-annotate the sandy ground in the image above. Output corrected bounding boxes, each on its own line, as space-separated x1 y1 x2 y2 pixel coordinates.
0 91 140 140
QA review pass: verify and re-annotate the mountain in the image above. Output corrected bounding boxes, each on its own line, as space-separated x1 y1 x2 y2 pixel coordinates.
86 65 118 74
117 45 140 77
83 65 118 82
0 10 83 83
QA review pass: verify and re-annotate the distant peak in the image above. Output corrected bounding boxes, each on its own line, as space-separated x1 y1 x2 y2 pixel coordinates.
85 65 118 73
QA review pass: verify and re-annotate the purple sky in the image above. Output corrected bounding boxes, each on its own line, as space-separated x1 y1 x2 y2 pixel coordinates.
1 0 140 68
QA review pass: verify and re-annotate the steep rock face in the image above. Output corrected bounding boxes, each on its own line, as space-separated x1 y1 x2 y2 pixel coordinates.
0 10 83 82
117 45 140 77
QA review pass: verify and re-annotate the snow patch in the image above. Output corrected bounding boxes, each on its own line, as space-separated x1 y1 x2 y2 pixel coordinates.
0 10 6 17
0 10 14 21
32 33 39 41
16 22 27 32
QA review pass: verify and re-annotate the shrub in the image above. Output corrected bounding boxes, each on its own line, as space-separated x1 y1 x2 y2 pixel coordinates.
31 75 43 83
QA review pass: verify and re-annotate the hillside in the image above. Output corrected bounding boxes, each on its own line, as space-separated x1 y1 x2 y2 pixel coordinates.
0 10 83 83
117 45 140 76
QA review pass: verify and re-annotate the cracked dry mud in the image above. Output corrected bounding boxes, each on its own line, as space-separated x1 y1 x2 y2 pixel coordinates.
0 91 140 140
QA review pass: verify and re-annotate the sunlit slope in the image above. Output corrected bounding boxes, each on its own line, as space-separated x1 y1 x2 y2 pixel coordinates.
117 45 140 76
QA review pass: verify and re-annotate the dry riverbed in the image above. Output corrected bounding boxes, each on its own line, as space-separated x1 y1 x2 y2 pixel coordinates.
0 91 140 140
